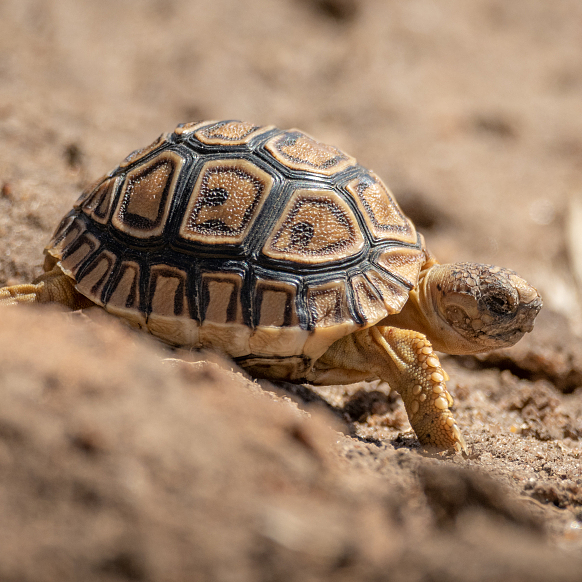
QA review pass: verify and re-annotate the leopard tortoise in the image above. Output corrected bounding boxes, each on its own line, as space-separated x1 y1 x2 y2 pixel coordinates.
0 120 542 452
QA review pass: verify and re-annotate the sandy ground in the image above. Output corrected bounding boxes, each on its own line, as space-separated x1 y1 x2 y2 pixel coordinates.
0 1 581 580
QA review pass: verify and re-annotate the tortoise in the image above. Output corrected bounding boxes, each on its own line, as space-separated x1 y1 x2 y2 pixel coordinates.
0 120 542 452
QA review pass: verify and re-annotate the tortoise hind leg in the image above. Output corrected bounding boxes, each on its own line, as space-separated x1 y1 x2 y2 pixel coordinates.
0 265 93 310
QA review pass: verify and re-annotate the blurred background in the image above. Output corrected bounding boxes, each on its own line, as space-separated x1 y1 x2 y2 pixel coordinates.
1 0 581 325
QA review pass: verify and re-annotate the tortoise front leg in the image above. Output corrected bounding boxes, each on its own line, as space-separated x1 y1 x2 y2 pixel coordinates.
0 266 92 310
308 325 467 453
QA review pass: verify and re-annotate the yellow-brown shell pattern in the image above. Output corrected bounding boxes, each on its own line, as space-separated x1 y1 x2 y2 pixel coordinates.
178 158 274 245
264 130 355 176
262 189 365 264
46 120 427 362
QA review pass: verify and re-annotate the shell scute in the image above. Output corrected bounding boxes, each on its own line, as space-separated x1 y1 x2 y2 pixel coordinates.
174 120 219 136
198 271 251 357
306 280 353 329
264 130 356 176
190 120 274 146
254 277 299 328
146 265 199 346
364 268 410 316
74 175 108 209
119 133 171 168
375 246 425 289
112 150 185 239
262 188 365 264
200 271 244 325
302 279 359 359
75 249 116 304
179 158 274 245
59 231 100 280
79 176 120 225
107 261 141 312
346 171 417 245
350 273 389 324
148 265 189 319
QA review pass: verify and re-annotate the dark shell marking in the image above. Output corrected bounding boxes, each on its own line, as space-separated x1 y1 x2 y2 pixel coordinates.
47 120 425 361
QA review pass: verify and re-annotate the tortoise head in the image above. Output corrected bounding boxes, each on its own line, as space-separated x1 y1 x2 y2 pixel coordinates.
419 262 542 354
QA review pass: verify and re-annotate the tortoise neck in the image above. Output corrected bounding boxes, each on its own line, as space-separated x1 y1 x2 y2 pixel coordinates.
382 266 449 352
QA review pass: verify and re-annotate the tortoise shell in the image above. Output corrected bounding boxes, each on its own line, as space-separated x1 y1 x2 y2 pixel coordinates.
47 120 426 376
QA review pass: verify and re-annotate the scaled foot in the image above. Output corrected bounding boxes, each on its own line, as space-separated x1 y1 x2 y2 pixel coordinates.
370 327 467 453
310 325 467 453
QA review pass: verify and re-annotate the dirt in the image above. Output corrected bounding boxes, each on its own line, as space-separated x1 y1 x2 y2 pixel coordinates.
0 1 581 581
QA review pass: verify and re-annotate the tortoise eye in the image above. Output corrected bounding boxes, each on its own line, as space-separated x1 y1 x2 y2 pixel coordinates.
484 291 514 315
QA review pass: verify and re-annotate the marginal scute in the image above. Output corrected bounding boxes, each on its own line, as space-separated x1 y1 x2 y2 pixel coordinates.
264 130 356 176
350 274 389 324
112 150 185 238
79 176 120 224
148 265 188 318
303 280 358 359
59 231 100 279
193 120 274 145
146 265 198 346
346 171 417 244
306 280 351 328
103 261 145 330
247 277 307 357
179 158 274 245
75 249 117 304
74 175 108 209
174 120 218 136
119 133 170 168
262 189 365 264
375 246 425 289
45 212 80 259
254 278 299 327
199 272 250 357
364 268 410 315
201 272 244 325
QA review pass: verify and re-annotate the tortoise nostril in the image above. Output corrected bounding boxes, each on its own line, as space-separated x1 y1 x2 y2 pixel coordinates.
509 275 540 305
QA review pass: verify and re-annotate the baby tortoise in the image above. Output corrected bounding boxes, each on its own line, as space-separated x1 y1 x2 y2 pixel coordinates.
0 120 542 452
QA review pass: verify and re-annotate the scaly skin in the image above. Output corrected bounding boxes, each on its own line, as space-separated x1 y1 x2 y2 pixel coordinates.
308 325 467 452
0 267 92 309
